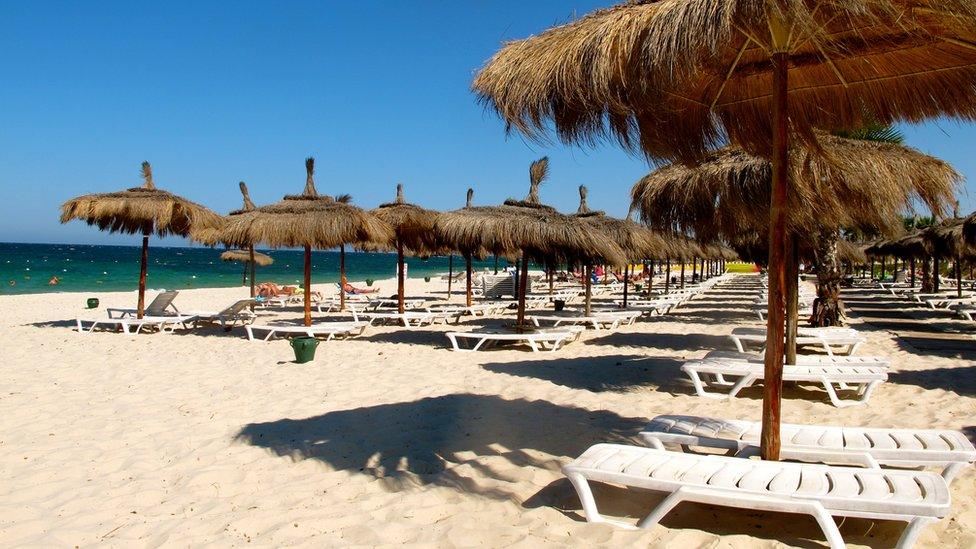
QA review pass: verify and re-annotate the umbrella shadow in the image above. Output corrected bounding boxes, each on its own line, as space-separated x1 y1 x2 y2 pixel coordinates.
481 354 690 393
586 332 732 352
357 328 448 347
24 319 78 329
888 365 976 397
235 393 645 502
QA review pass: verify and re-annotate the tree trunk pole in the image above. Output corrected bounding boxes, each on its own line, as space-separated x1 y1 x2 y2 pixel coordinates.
447 255 454 299
785 233 799 365
303 245 312 327
761 49 789 462
465 253 473 307
957 254 963 298
397 238 406 314
692 257 698 283
493 255 499 275
339 244 346 312
584 265 593 316
648 260 654 295
665 259 671 293
549 268 554 296
242 262 247 286
623 264 630 308
249 245 256 312
137 231 149 319
933 256 941 293
910 257 916 288
516 253 529 326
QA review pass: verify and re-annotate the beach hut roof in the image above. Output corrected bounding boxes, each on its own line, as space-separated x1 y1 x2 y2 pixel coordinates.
923 218 968 257
220 249 273 266
60 161 223 237
217 158 392 249
631 133 960 241
472 1 976 164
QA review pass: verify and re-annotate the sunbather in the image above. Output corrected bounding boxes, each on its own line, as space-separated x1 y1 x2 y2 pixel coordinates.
341 276 378 294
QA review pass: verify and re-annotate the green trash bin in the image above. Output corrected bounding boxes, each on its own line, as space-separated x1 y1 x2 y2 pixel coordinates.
87 298 100 309
290 337 319 364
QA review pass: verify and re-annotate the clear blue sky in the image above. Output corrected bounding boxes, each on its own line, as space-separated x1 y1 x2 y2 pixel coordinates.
0 1 972 246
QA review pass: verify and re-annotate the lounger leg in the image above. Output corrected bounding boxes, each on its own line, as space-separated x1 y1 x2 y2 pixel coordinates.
895 517 937 549
565 473 616 527
941 462 966 484
636 487 690 530
821 379 871 408
731 337 746 353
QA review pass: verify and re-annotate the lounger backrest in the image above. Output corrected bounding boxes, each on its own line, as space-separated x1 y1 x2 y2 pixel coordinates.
145 290 180 315
221 299 255 316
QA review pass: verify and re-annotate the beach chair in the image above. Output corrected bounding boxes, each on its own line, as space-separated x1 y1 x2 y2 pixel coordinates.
244 321 368 342
563 443 950 548
528 309 640 330
426 302 509 317
640 415 976 484
362 310 461 327
445 327 584 353
703 350 891 369
190 299 257 329
729 327 865 356
754 306 813 321
106 290 180 318
681 357 886 407
76 314 193 334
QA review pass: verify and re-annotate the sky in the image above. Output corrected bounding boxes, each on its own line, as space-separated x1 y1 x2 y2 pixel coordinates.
0 1 973 246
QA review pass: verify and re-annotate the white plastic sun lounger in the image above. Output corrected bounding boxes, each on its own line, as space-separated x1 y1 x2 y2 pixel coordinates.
640 415 976 484
681 358 886 407
189 299 257 329
703 350 891 369
106 290 180 318
426 302 509 317
528 310 638 330
730 327 865 356
244 321 368 342
362 310 461 327
445 327 583 353
563 443 950 548
76 314 194 334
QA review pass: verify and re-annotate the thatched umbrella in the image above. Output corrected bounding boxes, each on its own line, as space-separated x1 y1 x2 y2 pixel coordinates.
60 162 222 318
370 184 439 314
435 158 626 326
574 185 667 311
474 1 976 460
218 158 392 326
220 249 273 286
924 218 970 296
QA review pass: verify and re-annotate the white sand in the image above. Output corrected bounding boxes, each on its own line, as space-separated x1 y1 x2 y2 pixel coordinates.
0 274 973 547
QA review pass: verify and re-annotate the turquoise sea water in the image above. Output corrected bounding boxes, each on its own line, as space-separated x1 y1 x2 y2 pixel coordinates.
0 242 505 295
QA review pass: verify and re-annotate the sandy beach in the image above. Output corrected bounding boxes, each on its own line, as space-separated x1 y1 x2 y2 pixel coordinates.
1 274 973 547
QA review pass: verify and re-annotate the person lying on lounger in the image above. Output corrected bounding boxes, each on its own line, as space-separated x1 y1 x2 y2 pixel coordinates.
341 276 379 294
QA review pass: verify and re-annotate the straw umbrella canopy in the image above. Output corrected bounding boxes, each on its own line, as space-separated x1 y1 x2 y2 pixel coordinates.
370 184 440 314
60 161 222 318
631 133 960 242
474 0 976 460
573 185 668 311
220 248 273 286
435 158 626 326
218 158 392 326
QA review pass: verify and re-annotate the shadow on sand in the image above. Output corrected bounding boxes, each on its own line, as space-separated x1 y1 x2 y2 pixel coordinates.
235 393 644 501
481 354 689 393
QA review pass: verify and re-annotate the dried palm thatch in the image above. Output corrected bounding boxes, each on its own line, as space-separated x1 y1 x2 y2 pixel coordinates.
220 249 273 266
218 158 392 325
220 159 391 250
61 162 222 237
631 133 960 241
60 161 223 318
964 211 976 247
868 231 929 259
925 217 969 258
574 186 668 261
434 158 626 324
473 0 976 164
836 240 867 265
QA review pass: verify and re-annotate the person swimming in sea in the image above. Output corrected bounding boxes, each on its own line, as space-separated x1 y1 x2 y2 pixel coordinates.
48 276 60 285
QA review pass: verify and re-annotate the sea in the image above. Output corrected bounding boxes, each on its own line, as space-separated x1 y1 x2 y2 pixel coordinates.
0 242 507 295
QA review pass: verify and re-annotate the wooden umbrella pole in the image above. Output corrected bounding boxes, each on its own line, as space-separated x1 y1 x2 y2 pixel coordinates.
137 231 149 319
397 238 406 314
249 245 256 312
761 49 789 462
785 233 799 365
465 253 473 307
448 255 454 298
910 257 916 287
647 260 654 295
339 244 346 312
680 262 685 289
516 252 529 326
242 262 247 286
622 264 630 308
665 259 671 293
584 264 593 316
493 255 499 274
957 254 963 298
548 269 554 295
934 256 941 292
692 257 697 282
303 244 312 327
